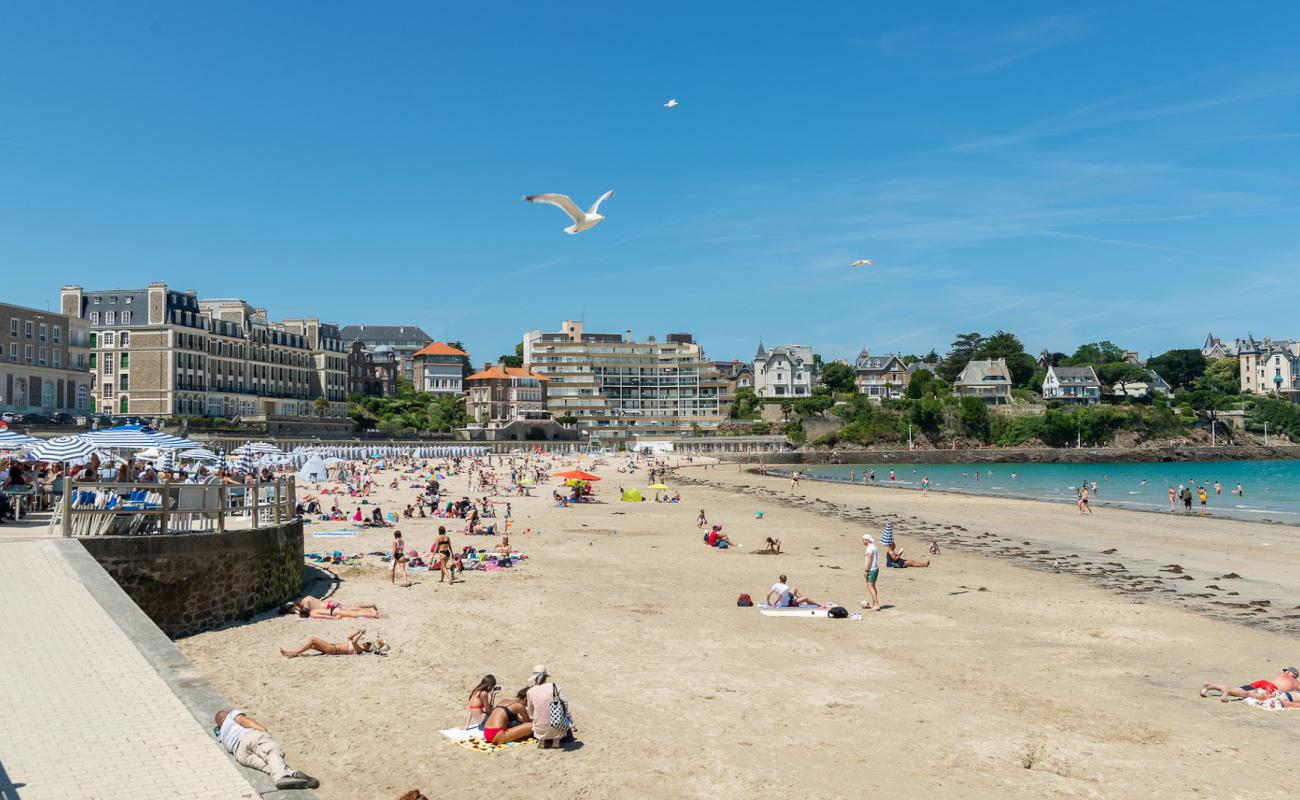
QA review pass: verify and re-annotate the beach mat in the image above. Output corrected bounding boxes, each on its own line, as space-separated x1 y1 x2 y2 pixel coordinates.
312 531 360 538
758 604 833 618
454 737 536 752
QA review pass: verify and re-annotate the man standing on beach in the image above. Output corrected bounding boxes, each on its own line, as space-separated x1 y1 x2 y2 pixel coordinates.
863 533 881 611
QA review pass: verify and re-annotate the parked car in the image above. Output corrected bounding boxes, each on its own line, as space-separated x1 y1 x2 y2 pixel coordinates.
50 412 74 424
22 413 50 425
0 412 18 424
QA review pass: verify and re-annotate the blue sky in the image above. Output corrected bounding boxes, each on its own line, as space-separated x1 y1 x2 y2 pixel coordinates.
3 1 1299 364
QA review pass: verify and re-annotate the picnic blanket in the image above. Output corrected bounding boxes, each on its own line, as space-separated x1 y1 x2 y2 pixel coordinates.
441 728 535 751
312 531 359 538
758 604 834 618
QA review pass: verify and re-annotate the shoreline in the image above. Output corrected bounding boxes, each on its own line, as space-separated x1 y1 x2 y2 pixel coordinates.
759 466 1300 528
718 443 1300 465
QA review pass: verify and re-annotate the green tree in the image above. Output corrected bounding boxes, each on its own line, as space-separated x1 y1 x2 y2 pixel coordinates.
394 376 415 400
730 386 761 419
312 396 330 416
819 362 856 393
1203 357 1240 395
910 396 945 433
956 396 991 441
1097 362 1151 395
1062 341 1127 367
923 349 940 364
976 330 1035 386
500 342 524 368
938 332 984 383
1147 349 1208 389
905 368 935 399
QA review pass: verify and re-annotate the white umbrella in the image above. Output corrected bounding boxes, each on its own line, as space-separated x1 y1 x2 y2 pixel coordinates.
234 441 283 455
0 429 41 450
27 436 97 463
80 427 163 450
181 447 220 462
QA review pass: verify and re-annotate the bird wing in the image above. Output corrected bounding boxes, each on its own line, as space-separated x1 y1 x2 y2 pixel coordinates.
587 189 615 215
523 193 584 223
851 259 873 267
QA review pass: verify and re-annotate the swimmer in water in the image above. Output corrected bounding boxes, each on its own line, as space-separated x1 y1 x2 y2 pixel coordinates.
1011 472 1017 480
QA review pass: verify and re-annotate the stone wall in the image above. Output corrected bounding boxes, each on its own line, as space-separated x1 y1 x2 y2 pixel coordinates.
79 521 304 637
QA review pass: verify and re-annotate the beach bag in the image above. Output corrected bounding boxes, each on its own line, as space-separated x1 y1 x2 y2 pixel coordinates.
548 685 572 732
736 593 753 607
828 606 849 619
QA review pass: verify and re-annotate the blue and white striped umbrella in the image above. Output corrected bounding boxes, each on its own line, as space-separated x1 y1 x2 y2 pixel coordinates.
236 449 256 475
0 429 41 450
180 447 220 462
153 433 200 449
234 441 282 455
27 435 97 463
80 426 164 450
159 449 176 473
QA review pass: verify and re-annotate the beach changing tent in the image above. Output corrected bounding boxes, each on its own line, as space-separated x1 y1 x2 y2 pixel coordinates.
620 488 643 502
298 456 328 483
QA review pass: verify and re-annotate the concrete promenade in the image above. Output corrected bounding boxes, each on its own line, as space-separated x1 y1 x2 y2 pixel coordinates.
0 534 303 800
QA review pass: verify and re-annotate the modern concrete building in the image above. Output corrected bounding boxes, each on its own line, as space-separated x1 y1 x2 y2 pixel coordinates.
853 350 909 400
1238 336 1300 399
338 324 432 384
953 359 1013 404
752 341 814 398
523 320 730 446
412 342 470 396
59 284 347 420
1 300 92 417
1042 365 1102 405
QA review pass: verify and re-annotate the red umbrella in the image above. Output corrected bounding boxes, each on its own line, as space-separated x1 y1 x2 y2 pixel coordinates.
554 470 600 482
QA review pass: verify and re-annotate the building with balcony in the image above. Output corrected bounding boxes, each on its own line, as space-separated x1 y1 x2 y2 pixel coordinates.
59 283 348 420
1238 336 1300 400
953 359 1013 404
1 300 92 417
1042 365 1102 405
339 324 432 384
413 342 470 396
752 341 814 398
853 350 908 400
522 320 731 446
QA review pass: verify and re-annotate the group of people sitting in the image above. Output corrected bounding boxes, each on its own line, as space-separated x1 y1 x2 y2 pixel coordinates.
463 665 576 747
703 524 735 549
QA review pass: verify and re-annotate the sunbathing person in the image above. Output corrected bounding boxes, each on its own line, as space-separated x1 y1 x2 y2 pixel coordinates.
481 689 533 745
766 574 825 608
1201 666 1299 701
465 674 500 729
885 550 930 568
281 596 380 619
280 629 386 657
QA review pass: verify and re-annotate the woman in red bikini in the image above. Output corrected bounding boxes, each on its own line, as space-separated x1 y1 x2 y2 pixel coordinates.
465 674 499 729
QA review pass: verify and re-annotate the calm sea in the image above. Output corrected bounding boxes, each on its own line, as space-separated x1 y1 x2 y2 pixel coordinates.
788 460 1300 524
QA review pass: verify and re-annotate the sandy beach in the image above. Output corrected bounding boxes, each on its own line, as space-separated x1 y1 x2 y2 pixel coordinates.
180 456 1300 799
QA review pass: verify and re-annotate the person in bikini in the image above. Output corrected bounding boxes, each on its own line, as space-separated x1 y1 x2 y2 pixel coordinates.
434 525 458 583
465 674 500 729
280 629 387 657
481 689 533 744
1201 666 1299 701
281 596 380 619
391 530 409 586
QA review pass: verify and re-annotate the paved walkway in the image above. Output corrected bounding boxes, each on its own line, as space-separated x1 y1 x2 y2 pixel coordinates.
0 538 260 800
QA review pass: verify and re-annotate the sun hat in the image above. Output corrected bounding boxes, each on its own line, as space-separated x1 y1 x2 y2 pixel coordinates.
862 533 874 543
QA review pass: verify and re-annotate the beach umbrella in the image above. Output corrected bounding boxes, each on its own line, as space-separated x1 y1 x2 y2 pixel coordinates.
27 435 97 463
555 470 600 482
234 441 283 455
0 429 41 450
80 427 162 450
159 449 176 473
236 449 256 475
152 433 200 449
180 447 220 462
647 483 671 490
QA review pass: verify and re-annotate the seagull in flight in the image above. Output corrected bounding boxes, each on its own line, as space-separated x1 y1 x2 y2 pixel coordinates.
664 99 679 108
523 190 615 235
850 259 874 268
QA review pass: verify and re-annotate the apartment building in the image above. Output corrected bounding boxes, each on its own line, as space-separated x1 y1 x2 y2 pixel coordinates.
339 324 432 384
1238 336 1300 399
1 301 92 416
412 342 470 396
522 320 730 445
59 284 347 419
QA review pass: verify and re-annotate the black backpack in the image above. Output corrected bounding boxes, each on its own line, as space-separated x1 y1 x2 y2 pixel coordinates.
828 606 849 619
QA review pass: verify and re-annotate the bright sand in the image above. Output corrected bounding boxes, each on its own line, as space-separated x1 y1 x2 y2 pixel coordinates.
179 458 1300 799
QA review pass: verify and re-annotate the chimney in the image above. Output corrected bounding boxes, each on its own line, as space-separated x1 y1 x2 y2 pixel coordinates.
625 329 633 342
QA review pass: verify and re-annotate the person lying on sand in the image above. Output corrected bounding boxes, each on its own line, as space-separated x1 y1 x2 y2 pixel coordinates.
281 629 387 657
1202 666 1299 701
281 596 380 619
482 689 533 745
767 575 825 608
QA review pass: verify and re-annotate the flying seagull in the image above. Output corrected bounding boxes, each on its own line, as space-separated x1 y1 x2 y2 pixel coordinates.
523 190 615 235
664 98 679 108
850 259 874 268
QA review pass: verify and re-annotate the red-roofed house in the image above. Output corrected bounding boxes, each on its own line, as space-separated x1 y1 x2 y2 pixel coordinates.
412 341 470 396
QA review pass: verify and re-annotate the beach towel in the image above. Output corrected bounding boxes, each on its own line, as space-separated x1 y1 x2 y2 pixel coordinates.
758 604 834 618
312 531 359 538
454 737 536 752
1246 696 1289 711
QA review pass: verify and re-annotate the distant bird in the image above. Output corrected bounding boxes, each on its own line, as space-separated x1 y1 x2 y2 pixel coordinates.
850 259 874 268
523 190 615 235
664 99 679 108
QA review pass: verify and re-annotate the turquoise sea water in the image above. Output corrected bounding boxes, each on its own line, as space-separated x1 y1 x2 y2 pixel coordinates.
789 460 1300 524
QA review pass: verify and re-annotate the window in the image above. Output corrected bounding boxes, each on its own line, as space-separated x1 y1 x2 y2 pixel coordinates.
8 343 15 362
88 353 97 369
119 374 129 390
42 381 53 408
8 318 16 336
38 347 46 366
76 384 89 410
119 331 129 347
52 326 60 344
76 353 84 368
53 350 61 368
24 345 33 364
104 311 115 325
24 321 33 339
38 323 47 341
103 332 114 347
104 358 113 375
120 353 129 368
121 310 131 325
89 312 99 325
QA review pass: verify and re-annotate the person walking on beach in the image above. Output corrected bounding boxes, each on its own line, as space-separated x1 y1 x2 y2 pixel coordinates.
863 534 881 611
1198 485 1209 514
390 531 408 586
1168 485 1176 512
214 708 319 790
920 476 929 496
1078 486 1092 516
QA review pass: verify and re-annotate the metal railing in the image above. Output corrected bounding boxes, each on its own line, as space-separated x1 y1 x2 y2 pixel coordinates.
54 477 297 537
